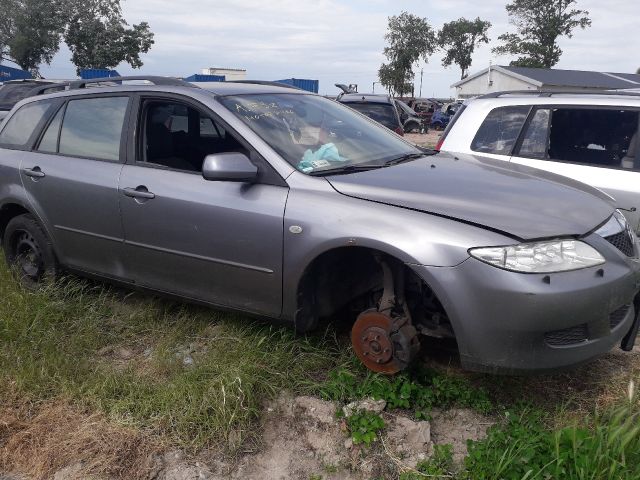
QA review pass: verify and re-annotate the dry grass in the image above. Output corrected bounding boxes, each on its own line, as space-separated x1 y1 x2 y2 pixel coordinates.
0 396 162 480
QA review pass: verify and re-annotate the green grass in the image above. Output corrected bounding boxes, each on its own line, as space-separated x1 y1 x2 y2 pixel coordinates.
0 264 351 450
2 260 640 479
463 396 640 480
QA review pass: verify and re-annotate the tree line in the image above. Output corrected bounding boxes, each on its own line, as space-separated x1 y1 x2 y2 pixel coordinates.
380 0 592 96
0 0 154 76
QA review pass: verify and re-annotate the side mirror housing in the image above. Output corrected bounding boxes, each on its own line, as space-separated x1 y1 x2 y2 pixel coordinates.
202 152 258 182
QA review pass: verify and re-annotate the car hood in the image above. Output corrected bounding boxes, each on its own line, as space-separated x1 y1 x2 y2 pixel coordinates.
326 152 614 240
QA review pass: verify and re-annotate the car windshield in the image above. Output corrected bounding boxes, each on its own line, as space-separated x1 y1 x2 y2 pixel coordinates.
0 83 39 110
219 93 419 174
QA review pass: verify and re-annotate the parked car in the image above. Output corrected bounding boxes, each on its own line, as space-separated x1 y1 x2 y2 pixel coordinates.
337 93 405 135
395 100 427 133
430 103 461 130
438 90 640 233
0 80 65 122
406 98 439 125
1 76 639 375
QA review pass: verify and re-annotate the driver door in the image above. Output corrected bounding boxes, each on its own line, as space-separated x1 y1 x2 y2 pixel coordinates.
118 95 289 316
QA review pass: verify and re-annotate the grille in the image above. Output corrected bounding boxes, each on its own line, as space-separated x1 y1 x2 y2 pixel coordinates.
610 304 631 329
604 230 635 257
545 324 588 346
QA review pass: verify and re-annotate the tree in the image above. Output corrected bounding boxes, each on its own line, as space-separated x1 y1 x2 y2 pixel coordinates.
438 17 491 80
64 0 154 74
0 0 67 75
379 11 437 95
378 62 414 96
493 0 591 68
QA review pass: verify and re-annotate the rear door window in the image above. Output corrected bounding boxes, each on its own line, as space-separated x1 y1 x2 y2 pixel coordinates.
471 105 530 155
0 99 54 148
542 108 639 170
58 96 130 161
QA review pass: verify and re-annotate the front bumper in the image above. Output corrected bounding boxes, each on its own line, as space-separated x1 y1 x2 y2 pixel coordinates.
411 233 640 374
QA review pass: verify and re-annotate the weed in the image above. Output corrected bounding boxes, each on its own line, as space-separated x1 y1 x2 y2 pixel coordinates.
463 397 640 480
399 443 455 479
346 410 385 446
320 361 492 417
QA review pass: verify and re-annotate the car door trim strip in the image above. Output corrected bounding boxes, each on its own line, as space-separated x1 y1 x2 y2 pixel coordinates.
124 240 274 274
54 225 123 243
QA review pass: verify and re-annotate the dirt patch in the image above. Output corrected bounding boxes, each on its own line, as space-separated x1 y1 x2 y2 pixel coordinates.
0 399 161 480
429 408 495 465
0 393 496 480
405 131 442 148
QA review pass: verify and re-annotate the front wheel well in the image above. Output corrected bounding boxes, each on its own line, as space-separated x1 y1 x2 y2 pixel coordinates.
294 247 454 339
0 204 30 242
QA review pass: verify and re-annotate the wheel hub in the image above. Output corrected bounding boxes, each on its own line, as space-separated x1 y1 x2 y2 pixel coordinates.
351 310 420 374
14 232 44 280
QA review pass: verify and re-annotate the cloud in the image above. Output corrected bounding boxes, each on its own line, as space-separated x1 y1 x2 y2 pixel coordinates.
37 0 639 96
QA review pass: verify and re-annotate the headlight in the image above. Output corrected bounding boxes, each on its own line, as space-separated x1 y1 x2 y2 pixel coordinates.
469 240 604 273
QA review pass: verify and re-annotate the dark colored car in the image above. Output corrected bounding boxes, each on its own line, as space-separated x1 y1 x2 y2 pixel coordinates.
406 98 440 124
395 100 427 133
0 80 65 123
337 93 405 136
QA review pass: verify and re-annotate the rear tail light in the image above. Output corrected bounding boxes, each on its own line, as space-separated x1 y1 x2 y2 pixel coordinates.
435 136 444 151
394 126 404 136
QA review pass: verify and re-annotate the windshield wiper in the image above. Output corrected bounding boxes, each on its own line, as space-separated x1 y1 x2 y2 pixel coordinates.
384 151 435 167
308 163 385 177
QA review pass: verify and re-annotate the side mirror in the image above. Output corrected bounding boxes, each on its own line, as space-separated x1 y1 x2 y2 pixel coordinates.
202 152 258 182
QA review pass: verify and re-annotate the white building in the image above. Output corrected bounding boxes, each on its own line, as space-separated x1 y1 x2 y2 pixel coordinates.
452 65 640 99
201 67 247 81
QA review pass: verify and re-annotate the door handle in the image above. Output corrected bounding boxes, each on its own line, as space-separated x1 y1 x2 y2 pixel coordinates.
123 186 155 200
22 167 45 178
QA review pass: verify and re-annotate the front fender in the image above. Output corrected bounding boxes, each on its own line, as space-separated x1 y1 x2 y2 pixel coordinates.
281 184 511 322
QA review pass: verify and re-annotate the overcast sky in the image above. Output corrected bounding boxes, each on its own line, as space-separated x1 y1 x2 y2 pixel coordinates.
34 0 640 97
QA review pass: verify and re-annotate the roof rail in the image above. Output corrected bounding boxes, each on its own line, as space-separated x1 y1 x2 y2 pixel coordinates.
479 89 640 99
230 80 302 90
69 76 194 90
28 82 70 96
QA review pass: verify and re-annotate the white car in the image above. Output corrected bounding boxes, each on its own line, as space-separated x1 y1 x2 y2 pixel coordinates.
438 91 640 232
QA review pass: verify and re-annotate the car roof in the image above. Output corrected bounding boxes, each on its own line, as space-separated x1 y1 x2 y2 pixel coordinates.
338 93 393 104
465 90 640 109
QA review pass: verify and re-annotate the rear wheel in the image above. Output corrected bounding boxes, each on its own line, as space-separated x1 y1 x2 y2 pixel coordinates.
3 214 58 289
351 309 420 374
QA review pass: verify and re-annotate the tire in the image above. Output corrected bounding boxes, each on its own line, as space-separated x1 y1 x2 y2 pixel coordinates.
404 121 420 134
3 214 58 289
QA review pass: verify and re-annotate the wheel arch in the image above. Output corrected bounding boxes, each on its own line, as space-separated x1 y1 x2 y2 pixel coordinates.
0 201 32 242
288 242 454 337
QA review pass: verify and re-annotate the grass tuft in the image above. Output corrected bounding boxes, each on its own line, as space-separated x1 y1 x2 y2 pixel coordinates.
0 265 350 450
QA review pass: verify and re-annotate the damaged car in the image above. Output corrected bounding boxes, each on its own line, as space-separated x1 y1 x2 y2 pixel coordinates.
1 77 639 375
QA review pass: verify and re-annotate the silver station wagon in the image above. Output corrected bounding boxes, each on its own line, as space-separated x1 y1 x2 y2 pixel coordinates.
1 77 639 374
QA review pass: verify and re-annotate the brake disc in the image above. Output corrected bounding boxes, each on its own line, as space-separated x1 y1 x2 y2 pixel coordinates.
351 309 420 374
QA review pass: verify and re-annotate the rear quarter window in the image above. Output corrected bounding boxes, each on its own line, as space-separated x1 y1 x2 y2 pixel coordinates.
0 100 54 148
471 105 530 155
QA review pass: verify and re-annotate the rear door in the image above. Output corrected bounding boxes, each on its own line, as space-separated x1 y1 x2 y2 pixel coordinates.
20 95 132 277
510 106 640 232
118 95 288 316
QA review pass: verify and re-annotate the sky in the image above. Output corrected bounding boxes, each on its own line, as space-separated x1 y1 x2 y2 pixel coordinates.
29 0 640 97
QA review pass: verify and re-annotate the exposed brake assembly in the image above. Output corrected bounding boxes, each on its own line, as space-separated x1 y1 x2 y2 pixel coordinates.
351 255 420 374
